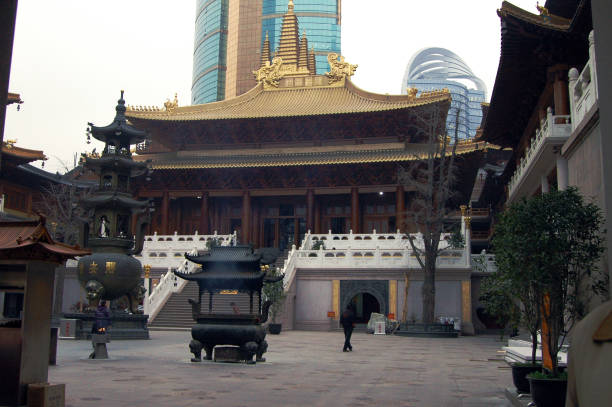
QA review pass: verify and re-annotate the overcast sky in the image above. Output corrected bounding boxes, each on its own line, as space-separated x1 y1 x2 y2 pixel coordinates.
6 0 538 173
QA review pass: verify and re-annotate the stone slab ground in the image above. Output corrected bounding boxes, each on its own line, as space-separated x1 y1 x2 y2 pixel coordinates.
50 331 513 407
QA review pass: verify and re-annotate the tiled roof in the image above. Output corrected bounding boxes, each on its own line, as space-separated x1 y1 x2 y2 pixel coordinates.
135 140 497 170
497 1 571 31
2 143 46 162
125 78 451 122
0 218 90 260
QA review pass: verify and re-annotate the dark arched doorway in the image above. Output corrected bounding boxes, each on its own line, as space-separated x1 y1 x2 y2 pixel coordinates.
350 292 381 323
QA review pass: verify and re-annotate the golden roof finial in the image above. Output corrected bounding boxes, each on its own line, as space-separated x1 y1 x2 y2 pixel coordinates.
288 0 294 12
261 31 271 68
536 1 549 16
308 46 316 73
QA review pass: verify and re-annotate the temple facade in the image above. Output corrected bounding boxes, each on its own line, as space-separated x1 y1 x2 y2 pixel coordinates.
124 3 498 332
128 4 491 250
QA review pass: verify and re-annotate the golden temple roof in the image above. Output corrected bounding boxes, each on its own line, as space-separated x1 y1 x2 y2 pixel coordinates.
135 140 498 170
126 77 451 122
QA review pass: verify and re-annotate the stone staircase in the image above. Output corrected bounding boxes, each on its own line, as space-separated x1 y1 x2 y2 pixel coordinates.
148 281 198 330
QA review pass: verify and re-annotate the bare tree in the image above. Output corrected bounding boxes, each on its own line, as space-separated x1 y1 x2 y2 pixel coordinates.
34 181 91 245
398 99 461 324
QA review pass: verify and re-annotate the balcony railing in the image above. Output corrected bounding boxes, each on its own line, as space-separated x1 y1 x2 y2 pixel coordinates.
569 30 598 131
508 109 571 198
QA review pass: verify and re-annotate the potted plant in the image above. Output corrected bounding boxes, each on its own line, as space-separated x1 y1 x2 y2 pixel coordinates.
494 188 606 405
262 266 287 334
526 189 604 407
492 201 546 393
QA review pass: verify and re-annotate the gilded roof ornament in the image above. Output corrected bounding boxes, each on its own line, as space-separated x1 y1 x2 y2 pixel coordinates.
325 53 357 84
536 1 549 16
164 93 179 112
4 139 17 149
407 87 418 100
253 57 284 88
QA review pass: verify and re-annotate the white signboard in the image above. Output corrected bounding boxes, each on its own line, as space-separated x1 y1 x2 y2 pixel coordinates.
374 321 386 335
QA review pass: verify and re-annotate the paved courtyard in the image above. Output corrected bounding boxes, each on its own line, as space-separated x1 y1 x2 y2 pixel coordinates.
50 330 512 407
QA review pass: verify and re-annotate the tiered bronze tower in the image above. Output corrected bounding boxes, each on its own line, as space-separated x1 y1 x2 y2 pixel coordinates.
74 91 151 338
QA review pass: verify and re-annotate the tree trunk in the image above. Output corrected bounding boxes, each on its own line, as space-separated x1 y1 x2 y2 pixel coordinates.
422 256 436 323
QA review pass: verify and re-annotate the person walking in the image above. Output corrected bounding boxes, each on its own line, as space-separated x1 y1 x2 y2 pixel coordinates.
340 303 356 352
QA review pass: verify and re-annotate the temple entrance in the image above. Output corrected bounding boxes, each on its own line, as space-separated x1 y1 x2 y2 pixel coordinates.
350 292 380 323
261 201 306 251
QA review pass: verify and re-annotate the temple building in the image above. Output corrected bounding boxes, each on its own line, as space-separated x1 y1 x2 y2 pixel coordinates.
129 3 493 250
481 0 611 305
127 3 499 332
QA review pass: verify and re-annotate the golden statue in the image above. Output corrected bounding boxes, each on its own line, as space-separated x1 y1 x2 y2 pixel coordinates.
164 93 179 112
536 1 549 16
253 57 284 87
4 139 17 148
407 87 418 100
325 53 357 84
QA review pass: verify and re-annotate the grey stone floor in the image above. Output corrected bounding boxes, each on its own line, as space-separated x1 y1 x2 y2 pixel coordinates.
50 330 513 407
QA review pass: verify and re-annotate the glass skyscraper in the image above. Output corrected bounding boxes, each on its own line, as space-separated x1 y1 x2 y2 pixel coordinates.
192 0 341 105
401 48 487 139
192 0 228 105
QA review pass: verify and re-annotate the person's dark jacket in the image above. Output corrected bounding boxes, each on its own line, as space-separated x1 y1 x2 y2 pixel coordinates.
340 307 355 329
94 305 111 330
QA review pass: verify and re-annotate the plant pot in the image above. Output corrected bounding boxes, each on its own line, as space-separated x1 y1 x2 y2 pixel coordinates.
511 363 541 393
528 375 567 407
268 323 282 335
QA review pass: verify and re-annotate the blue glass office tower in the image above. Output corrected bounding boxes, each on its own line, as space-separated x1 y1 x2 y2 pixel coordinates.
192 0 341 105
401 48 487 139
192 0 228 105
262 0 341 76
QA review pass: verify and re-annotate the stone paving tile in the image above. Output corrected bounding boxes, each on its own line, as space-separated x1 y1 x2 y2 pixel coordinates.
50 331 512 407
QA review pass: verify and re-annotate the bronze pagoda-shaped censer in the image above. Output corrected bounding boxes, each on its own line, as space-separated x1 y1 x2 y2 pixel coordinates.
72 91 151 339
175 245 282 364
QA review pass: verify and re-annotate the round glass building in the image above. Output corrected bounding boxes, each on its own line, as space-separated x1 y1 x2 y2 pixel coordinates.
402 47 487 139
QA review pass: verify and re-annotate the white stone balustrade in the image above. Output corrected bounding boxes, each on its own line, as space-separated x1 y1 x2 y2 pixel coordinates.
569 31 598 132
508 109 571 198
471 252 497 273
136 231 236 268
144 249 199 321
282 229 480 289
301 230 453 251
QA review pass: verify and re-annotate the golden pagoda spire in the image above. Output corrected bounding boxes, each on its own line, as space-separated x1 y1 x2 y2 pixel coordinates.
275 0 300 68
261 31 271 67
298 31 309 71
308 46 317 73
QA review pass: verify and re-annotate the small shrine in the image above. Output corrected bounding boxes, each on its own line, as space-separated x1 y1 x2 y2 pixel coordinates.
175 245 282 364
0 217 90 406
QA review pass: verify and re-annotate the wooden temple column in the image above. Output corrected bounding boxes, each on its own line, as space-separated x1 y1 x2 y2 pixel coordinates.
551 65 570 115
396 185 405 232
314 199 321 234
306 189 315 233
351 187 360 233
199 192 209 235
242 191 251 243
161 190 169 235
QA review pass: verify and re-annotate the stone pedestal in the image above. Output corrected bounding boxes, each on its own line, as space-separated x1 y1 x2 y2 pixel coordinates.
62 312 149 340
27 383 65 407
90 334 110 359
